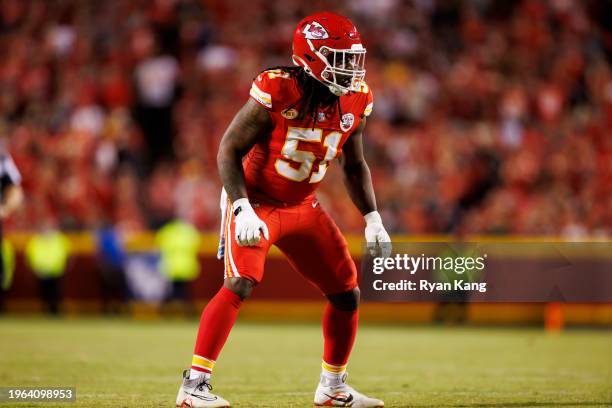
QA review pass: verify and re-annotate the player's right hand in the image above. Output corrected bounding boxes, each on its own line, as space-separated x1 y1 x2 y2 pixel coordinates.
232 198 269 246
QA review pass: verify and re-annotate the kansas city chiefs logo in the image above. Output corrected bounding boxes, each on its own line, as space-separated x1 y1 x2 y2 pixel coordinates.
303 21 329 40
340 113 354 131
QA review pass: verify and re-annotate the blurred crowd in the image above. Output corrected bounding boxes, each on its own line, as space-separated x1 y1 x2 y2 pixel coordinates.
0 0 610 237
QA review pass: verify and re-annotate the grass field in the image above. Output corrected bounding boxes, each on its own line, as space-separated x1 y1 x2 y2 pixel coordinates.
0 317 610 407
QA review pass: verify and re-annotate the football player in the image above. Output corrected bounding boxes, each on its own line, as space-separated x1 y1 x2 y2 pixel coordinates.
177 11 391 408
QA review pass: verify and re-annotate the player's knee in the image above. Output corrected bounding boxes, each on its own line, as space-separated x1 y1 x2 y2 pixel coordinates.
224 277 254 300
327 287 360 311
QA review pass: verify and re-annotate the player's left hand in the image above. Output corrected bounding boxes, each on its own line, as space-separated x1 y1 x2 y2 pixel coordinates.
364 211 392 258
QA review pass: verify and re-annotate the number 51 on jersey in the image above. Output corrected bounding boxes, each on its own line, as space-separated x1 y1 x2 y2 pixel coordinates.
274 127 342 184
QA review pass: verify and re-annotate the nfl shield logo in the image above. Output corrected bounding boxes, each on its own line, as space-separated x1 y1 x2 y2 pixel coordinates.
340 113 354 132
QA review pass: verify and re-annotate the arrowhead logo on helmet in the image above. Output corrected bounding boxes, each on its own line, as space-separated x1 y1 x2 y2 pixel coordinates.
303 21 329 40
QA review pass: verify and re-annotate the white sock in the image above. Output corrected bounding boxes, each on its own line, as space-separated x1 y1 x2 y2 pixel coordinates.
189 370 211 380
320 361 346 386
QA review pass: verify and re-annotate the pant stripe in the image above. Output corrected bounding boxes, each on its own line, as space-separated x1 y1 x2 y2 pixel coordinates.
224 200 240 278
223 203 232 278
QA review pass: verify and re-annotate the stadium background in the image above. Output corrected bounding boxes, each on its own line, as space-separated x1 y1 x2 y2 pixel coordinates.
0 1 610 407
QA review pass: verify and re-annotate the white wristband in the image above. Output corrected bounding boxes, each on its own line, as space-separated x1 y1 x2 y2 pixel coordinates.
364 211 382 225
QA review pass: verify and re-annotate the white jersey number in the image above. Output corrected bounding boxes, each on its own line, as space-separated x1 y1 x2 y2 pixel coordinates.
274 127 342 183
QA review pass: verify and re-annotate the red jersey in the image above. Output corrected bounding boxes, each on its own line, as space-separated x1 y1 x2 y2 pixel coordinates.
244 68 374 205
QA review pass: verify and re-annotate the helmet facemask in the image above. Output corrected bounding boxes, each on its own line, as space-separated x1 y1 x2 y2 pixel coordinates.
300 40 366 96
318 45 366 95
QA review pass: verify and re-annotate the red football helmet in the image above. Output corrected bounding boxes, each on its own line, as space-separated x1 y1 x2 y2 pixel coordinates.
292 11 366 96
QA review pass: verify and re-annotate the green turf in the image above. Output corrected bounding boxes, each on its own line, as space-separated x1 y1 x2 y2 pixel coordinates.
0 317 610 407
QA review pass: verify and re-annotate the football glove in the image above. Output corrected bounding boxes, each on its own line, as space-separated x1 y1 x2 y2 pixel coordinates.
364 211 392 258
233 198 269 246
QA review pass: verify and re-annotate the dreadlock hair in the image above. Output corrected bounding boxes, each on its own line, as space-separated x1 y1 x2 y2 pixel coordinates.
262 66 343 130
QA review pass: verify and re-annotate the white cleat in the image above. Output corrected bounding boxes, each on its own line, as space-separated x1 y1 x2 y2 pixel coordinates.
176 370 230 407
314 373 384 407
